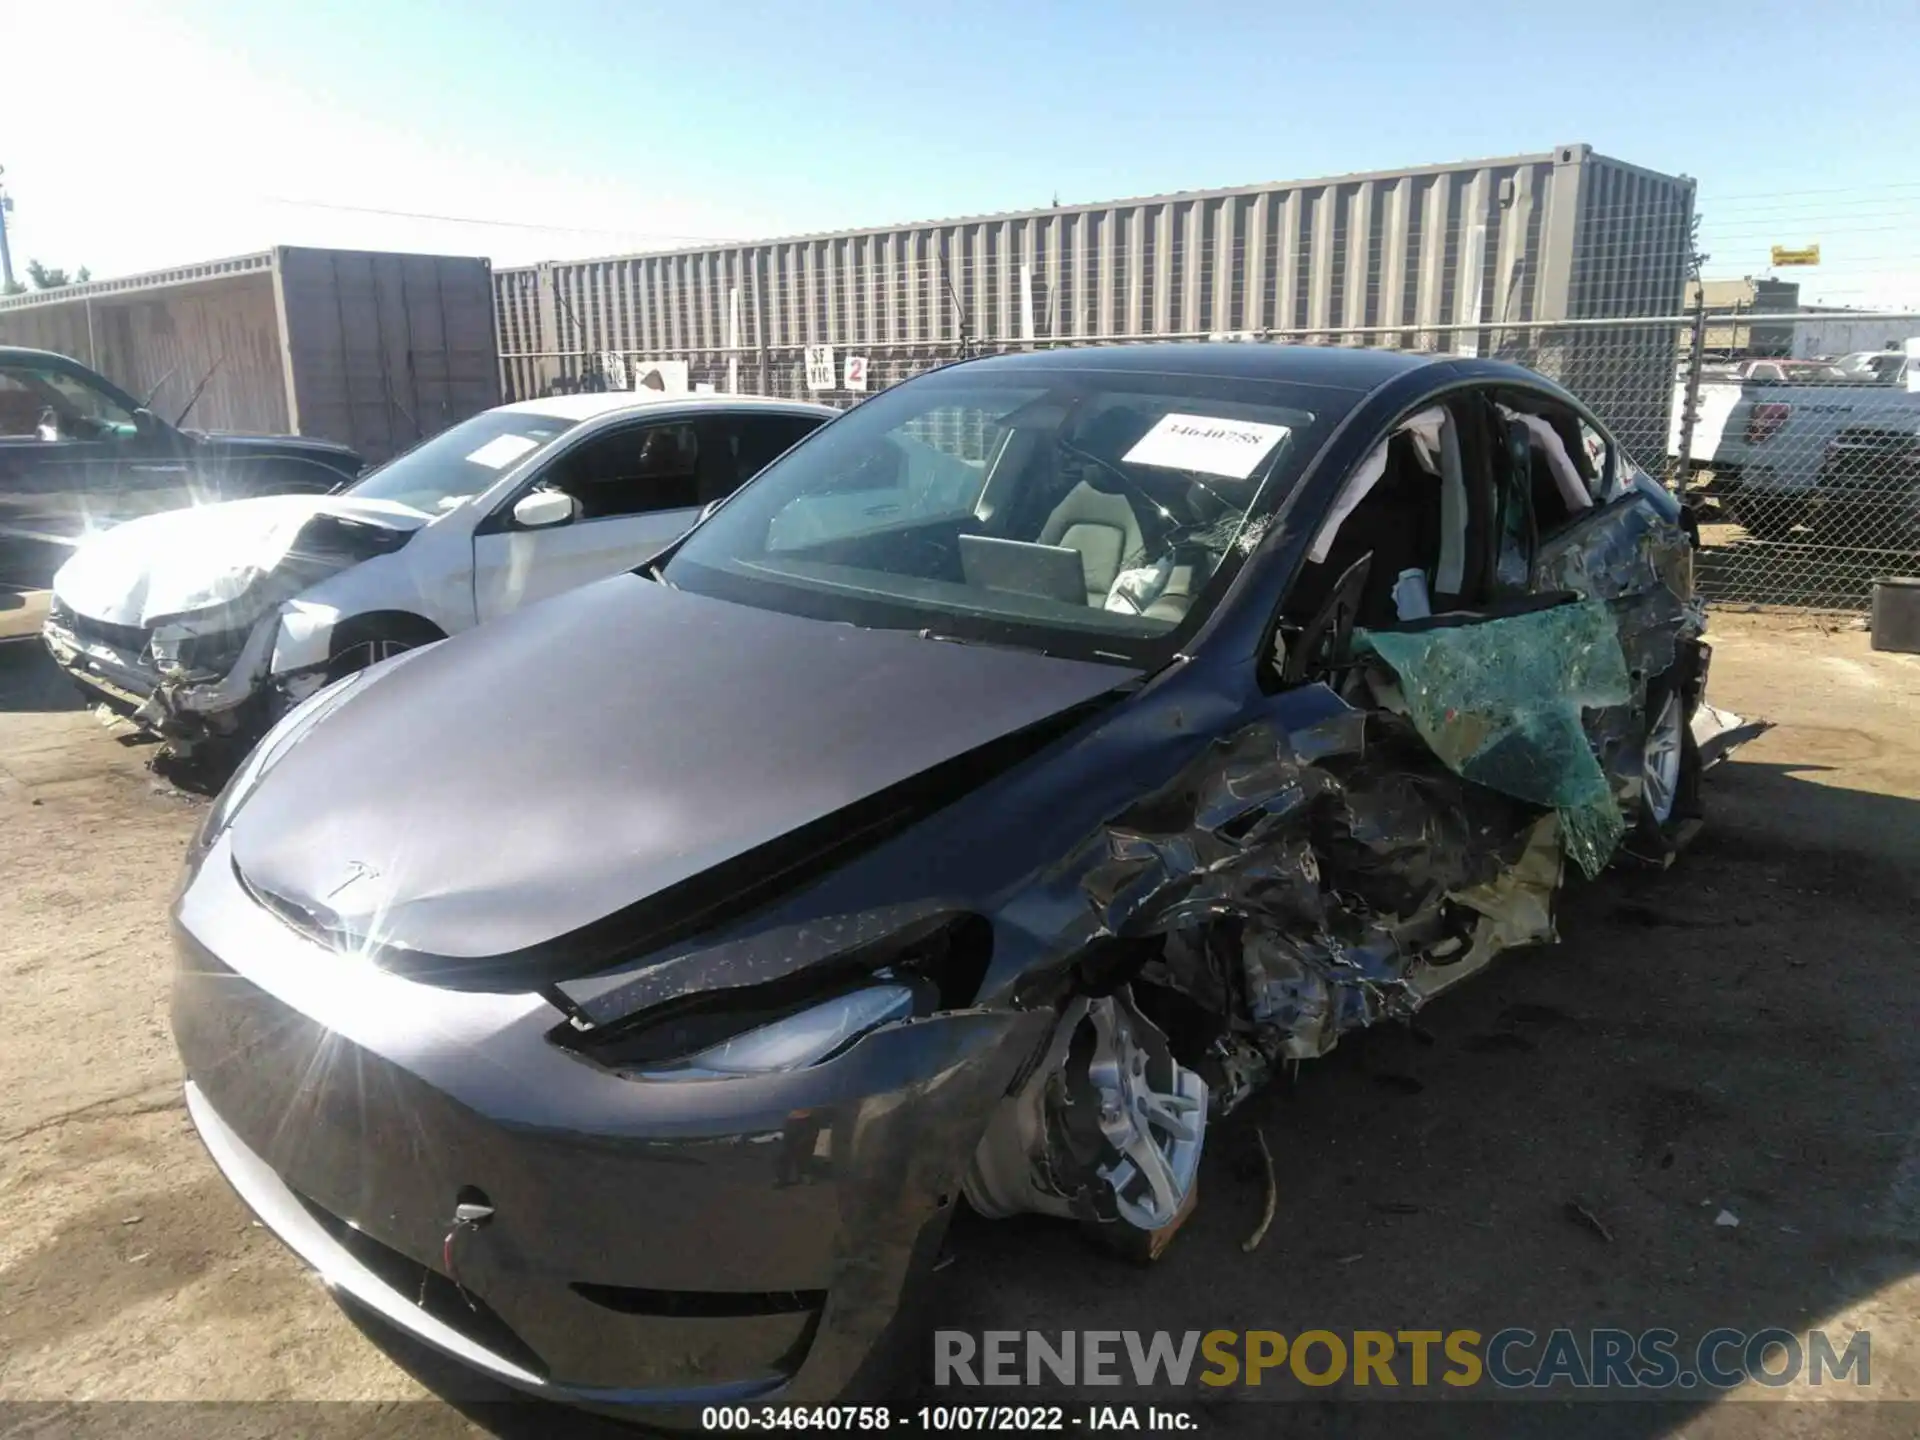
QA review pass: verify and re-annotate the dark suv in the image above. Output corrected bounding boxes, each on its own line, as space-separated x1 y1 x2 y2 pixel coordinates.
0 346 363 591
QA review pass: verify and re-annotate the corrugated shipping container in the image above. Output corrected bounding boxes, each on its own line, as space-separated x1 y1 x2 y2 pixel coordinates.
496 142 1694 368
0 247 501 464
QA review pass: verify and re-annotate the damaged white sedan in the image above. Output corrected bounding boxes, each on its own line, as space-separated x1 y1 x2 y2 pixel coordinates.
42 391 834 748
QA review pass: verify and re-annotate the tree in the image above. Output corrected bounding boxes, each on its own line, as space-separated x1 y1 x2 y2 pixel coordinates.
24 258 90 289
1687 211 1710 282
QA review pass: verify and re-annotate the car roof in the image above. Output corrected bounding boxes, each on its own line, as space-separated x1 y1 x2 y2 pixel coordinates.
945 341 1436 390
0 345 118 380
0 345 146 408
0 345 89 366
499 391 837 421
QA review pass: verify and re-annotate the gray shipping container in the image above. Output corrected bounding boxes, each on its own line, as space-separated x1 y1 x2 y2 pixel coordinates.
496 142 1693 370
0 246 501 464
493 143 1694 452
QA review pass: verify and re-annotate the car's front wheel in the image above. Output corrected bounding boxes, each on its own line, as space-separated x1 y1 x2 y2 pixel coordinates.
1626 670 1703 863
322 615 446 683
963 990 1208 1259
1642 689 1686 828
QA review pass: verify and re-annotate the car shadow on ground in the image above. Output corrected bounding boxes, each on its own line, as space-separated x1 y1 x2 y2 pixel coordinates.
0 641 240 793
299 757 1920 1437
0 632 87 715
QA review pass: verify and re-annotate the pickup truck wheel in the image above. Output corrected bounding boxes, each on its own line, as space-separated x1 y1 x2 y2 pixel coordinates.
1725 494 1807 541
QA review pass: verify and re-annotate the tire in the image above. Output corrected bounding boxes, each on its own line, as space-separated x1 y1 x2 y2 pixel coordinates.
1623 666 1703 865
322 616 444 683
1724 493 1806 541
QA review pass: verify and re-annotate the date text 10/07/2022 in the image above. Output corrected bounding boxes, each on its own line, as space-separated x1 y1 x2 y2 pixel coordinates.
700 1405 1200 1432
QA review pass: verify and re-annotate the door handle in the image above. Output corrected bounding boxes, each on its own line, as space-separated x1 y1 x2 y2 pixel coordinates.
862 503 900 517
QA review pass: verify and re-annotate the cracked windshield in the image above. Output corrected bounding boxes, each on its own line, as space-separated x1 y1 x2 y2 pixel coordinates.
670 371 1321 655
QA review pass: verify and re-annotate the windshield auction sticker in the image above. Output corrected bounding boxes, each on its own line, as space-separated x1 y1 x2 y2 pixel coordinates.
464 433 543 469
1123 413 1291 480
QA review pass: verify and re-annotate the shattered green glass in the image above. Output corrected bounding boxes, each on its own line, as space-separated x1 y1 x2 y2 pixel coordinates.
1355 600 1633 878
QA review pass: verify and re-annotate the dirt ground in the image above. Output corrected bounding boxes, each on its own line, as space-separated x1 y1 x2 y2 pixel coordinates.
1 610 1917 1438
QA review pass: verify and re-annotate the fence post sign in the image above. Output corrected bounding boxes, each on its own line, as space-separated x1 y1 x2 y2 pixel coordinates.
804 345 836 391
844 354 869 391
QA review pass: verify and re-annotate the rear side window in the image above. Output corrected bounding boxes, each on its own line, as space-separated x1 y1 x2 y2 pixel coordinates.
0 372 43 437
0 365 137 440
546 421 701 517
702 413 828 503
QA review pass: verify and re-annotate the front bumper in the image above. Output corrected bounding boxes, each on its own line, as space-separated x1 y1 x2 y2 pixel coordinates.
42 614 160 714
43 608 275 735
171 833 1045 1415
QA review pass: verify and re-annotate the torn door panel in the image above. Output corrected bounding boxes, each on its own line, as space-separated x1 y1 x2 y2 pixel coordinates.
1535 495 1704 690
1531 494 1726 821
1355 600 1633 878
1030 688 1551 1109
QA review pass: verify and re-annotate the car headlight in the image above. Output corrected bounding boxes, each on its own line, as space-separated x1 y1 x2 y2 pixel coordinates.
552 914 995 1081
636 985 915 1079
194 671 361 850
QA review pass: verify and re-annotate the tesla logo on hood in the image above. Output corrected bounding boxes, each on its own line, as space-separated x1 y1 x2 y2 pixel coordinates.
325 859 381 903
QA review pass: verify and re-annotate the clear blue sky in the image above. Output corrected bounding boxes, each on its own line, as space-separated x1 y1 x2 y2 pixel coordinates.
5 0 1916 303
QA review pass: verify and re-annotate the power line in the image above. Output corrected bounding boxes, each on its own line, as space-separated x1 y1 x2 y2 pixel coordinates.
1702 178 1920 202
257 194 738 244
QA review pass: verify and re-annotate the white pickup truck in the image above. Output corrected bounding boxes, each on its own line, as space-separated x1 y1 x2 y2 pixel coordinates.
1667 351 1920 539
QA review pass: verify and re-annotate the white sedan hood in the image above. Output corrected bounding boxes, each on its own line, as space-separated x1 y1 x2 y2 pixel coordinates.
52 495 430 628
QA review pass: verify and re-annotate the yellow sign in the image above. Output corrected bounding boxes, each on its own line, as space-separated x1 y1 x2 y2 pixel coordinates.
1771 245 1821 266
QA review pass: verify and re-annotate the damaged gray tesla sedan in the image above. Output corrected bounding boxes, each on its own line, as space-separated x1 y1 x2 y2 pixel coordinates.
172 343 1756 1416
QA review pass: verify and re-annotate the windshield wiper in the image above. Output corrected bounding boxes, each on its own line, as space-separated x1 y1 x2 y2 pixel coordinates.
916 627 1052 657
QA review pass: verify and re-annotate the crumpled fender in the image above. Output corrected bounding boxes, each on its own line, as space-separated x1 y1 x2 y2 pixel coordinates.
271 597 349 678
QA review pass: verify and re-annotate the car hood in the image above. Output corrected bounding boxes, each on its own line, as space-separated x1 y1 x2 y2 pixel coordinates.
51 494 429 628
227 576 1134 981
189 431 364 468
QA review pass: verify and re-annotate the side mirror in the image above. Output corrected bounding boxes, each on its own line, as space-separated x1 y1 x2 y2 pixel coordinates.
131 407 164 438
512 488 578 530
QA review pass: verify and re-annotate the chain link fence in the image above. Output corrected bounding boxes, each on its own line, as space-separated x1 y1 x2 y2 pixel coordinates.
1668 317 1919 610
500 311 1920 613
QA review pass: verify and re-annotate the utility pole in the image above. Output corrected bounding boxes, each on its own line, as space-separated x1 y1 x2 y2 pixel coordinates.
1673 293 1708 494
0 165 15 290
